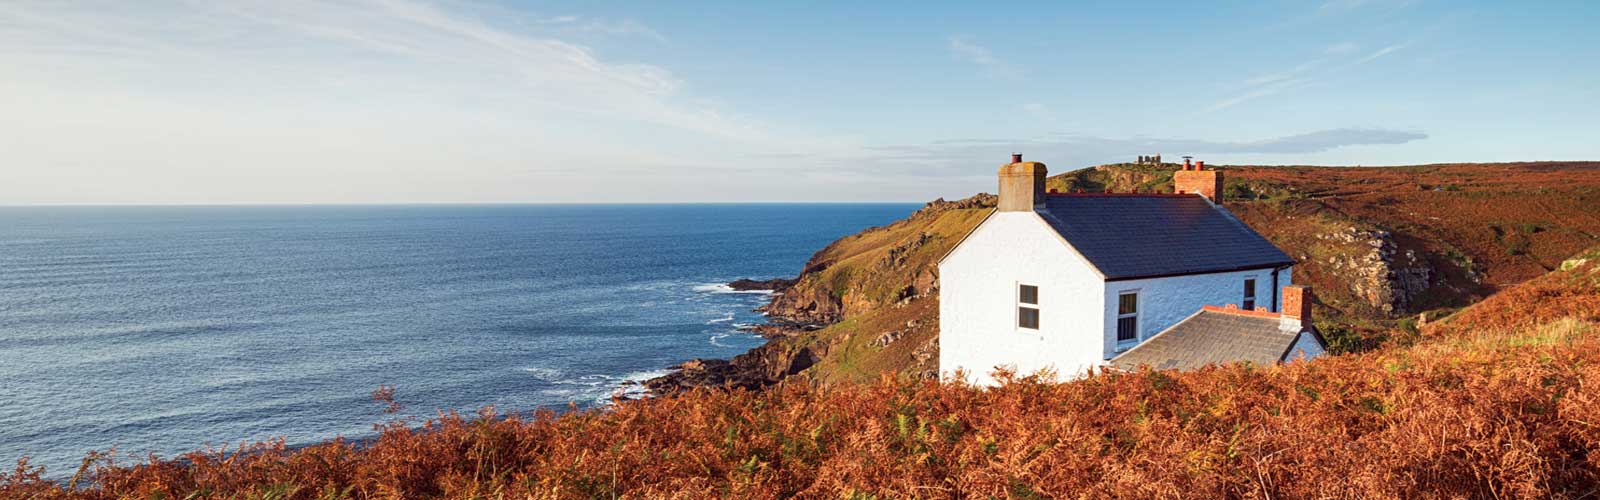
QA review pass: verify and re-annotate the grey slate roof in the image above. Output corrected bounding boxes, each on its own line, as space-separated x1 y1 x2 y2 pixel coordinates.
1109 310 1306 371
1036 194 1293 280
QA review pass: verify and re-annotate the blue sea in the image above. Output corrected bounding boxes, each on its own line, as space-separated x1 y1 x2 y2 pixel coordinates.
0 204 917 476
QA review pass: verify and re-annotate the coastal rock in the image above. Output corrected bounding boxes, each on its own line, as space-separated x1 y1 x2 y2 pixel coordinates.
648 193 996 395
727 278 794 292
1319 225 1439 315
869 329 905 349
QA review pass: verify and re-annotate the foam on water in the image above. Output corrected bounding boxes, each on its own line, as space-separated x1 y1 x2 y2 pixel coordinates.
0 204 919 477
691 283 777 295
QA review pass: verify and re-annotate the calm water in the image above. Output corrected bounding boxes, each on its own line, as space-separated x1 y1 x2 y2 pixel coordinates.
0 204 916 476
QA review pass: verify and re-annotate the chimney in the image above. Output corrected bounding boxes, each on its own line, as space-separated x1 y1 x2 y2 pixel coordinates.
998 154 1047 212
1173 159 1223 203
1281 285 1312 328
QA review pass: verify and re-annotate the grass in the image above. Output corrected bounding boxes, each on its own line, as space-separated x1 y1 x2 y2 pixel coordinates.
7 251 1598 498
9 314 1599 499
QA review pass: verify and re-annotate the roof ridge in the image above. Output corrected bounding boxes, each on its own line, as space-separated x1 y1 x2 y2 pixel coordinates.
1046 192 1200 198
1201 304 1281 319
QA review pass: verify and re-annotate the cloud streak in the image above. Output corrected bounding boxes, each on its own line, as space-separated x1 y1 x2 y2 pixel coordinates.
827 128 1429 178
1 0 745 139
948 36 1017 78
1210 43 1408 111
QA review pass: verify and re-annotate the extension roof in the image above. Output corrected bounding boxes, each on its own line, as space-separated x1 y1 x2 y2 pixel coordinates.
1036 194 1294 280
1108 307 1319 371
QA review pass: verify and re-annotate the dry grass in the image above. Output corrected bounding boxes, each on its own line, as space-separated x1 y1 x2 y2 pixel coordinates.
7 314 1600 499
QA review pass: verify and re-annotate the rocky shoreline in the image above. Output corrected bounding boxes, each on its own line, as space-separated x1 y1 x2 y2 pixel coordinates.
638 195 997 397
641 277 824 395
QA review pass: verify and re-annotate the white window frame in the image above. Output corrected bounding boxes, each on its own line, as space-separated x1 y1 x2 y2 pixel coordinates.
1115 289 1141 350
1243 277 1258 311
1016 282 1040 332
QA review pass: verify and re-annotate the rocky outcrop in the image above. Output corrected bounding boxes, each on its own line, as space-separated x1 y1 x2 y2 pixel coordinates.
908 194 996 219
642 341 820 394
1315 226 1437 314
760 194 995 326
647 194 995 396
726 278 794 292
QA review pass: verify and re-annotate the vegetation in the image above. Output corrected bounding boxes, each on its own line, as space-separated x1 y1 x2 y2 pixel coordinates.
6 249 1599 499
770 162 1600 386
7 163 1599 498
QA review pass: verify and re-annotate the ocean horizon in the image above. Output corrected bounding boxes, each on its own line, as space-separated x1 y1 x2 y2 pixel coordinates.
0 203 918 476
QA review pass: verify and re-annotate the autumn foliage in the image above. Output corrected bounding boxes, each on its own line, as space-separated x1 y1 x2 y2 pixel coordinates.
6 255 1600 499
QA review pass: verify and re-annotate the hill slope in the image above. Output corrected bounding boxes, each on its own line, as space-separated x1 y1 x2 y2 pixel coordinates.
12 246 1599 498
734 162 1600 387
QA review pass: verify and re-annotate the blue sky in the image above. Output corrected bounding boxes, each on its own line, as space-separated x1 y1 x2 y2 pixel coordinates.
2 0 1596 204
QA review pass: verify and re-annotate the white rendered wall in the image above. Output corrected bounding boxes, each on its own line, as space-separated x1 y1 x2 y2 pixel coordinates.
939 212 1106 386
1099 266 1293 358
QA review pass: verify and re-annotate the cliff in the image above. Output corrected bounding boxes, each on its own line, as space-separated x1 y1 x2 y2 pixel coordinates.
646 195 994 393
20 245 1600 498
650 162 1600 392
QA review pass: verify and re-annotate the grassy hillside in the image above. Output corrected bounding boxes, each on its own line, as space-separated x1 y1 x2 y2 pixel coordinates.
766 162 1600 388
11 247 1599 499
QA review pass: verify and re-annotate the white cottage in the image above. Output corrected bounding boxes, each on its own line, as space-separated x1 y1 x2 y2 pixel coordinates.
939 155 1326 385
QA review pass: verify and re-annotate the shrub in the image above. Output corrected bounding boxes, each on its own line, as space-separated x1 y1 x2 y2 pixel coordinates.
8 315 1599 499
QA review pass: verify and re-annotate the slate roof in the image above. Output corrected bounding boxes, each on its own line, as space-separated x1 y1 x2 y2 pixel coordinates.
1108 309 1309 371
1036 194 1294 280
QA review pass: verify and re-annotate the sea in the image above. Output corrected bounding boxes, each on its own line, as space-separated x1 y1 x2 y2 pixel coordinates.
0 203 917 476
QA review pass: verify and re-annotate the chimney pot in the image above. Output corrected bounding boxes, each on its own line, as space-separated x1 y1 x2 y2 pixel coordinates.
1196 160 1205 170
1173 161 1224 203
997 156 1046 211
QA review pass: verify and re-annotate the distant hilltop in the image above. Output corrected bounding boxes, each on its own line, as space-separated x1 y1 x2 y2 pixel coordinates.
652 160 1600 392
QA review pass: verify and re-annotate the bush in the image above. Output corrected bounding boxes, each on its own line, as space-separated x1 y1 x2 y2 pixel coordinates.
8 316 1600 499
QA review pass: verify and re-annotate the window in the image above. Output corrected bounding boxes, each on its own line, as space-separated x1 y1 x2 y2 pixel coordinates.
1243 278 1257 310
1116 291 1138 343
1017 284 1039 330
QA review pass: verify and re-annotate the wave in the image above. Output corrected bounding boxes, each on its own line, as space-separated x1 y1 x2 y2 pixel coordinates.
599 369 672 405
691 283 776 295
706 312 735 324
519 367 564 382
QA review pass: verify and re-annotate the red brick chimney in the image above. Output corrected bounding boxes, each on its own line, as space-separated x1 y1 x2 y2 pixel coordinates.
1281 285 1312 327
1173 159 1223 203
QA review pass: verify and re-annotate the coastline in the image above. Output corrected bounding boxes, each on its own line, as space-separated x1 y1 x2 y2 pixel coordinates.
640 276 823 395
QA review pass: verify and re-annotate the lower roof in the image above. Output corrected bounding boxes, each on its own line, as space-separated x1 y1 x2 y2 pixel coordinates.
1109 309 1307 371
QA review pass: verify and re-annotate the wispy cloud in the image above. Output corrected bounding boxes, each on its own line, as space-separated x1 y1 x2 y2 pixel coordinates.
536 14 666 42
806 128 1429 179
1324 41 1360 55
1209 42 1408 111
0 0 801 204
1 1 736 137
1317 0 1419 15
948 36 1017 78
1353 43 1405 64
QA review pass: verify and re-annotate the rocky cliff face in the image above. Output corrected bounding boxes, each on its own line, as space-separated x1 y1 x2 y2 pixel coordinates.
759 194 996 327
649 162 1600 393
647 195 994 395
1316 226 1432 314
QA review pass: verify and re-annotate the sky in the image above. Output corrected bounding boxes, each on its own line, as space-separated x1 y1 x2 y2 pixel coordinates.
2 0 1597 204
